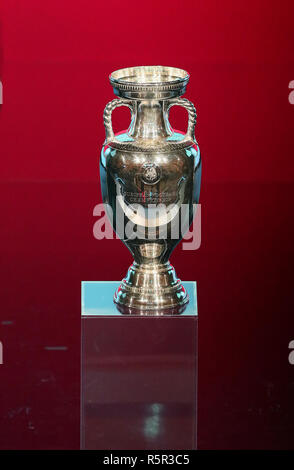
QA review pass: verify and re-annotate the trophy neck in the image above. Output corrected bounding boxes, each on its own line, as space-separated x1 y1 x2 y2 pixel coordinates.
128 100 172 142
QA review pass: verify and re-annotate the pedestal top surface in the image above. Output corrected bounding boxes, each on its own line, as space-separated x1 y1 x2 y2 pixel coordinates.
81 281 197 317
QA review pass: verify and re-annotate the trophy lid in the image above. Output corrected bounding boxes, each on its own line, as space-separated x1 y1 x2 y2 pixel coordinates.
109 65 190 100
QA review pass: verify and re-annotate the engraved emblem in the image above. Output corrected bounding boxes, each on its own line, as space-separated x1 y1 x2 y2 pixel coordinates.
141 163 161 185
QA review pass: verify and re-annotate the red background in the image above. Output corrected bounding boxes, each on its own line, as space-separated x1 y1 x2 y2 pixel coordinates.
1 0 294 449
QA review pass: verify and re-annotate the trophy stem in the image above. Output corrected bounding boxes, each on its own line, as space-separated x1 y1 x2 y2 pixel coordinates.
114 261 189 314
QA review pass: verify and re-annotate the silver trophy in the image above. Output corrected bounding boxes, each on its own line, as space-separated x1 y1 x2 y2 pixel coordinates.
100 66 201 314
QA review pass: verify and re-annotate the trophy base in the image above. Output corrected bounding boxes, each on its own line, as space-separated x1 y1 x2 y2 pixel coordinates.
114 262 189 314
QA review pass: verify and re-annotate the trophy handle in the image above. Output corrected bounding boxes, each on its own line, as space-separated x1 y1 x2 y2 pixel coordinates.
166 97 197 142
103 98 134 144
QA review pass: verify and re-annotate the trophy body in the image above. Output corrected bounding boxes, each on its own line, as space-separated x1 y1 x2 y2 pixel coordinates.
100 66 201 313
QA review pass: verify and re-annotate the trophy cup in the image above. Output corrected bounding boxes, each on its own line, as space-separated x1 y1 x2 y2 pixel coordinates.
100 66 201 313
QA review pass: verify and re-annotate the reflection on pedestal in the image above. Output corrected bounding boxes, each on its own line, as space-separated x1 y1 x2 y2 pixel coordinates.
81 281 197 450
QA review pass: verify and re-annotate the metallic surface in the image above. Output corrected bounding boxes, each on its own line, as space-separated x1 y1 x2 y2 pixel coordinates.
100 66 202 312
